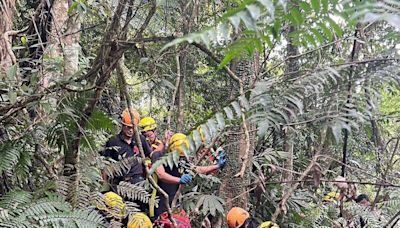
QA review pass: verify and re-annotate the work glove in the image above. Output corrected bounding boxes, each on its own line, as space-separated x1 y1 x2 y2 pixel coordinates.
179 174 192 185
217 148 227 169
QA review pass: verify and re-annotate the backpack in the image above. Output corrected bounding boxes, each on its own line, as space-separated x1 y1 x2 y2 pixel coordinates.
154 209 191 228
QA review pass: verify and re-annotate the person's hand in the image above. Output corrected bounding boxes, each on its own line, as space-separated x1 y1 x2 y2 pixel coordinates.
164 130 173 146
217 148 226 169
179 174 192 184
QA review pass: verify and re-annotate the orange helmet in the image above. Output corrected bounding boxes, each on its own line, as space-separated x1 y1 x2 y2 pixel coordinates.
121 108 140 126
227 207 250 228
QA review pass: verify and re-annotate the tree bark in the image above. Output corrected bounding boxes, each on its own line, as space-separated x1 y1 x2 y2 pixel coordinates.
0 0 16 72
41 0 69 88
176 52 185 132
64 6 81 77
282 25 299 181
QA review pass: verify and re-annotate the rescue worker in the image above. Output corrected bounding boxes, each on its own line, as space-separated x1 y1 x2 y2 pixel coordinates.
196 126 224 164
139 116 169 156
355 194 371 228
323 191 340 203
128 212 153 228
102 108 152 211
96 191 127 223
227 207 279 228
151 133 226 220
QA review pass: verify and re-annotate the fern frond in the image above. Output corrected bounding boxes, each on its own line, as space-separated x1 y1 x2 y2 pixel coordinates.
148 152 179 175
103 157 138 179
23 194 71 216
0 190 32 210
0 142 22 174
35 209 106 228
117 181 151 203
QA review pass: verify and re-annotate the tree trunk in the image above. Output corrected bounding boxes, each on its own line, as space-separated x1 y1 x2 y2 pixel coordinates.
282 25 299 181
41 0 69 88
64 8 81 77
219 124 256 210
0 0 16 72
176 53 185 132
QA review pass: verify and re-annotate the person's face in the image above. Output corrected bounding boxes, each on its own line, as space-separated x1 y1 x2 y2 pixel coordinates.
143 130 156 143
359 199 370 206
122 125 134 138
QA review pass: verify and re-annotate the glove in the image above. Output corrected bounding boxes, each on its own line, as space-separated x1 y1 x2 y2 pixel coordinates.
217 149 226 169
179 174 192 185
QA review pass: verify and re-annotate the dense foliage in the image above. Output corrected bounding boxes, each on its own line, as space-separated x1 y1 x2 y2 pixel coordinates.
1 0 400 227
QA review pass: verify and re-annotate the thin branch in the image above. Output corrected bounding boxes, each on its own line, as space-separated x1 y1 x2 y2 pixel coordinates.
132 0 156 38
118 36 175 47
191 42 243 84
261 36 351 78
264 179 400 188
372 138 400 209
271 128 327 222
167 52 181 130
384 209 400 228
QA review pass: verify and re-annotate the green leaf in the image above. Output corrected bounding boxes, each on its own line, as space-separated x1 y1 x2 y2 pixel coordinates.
299 2 311 13
310 28 324 44
231 101 242 117
262 35 273 48
20 36 27 45
304 34 317 47
8 91 17 104
6 64 17 80
192 130 203 148
87 110 115 132
311 0 320 14
239 95 250 111
167 153 174 170
246 4 261 21
291 8 304 25
239 10 257 30
327 17 343 37
67 2 79 14
224 107 234 120
318 22 333 41
206 119 218 137
286 13 297 25
258 0 275 18
216 113 225 130
321 0 329 13
229 15 241 32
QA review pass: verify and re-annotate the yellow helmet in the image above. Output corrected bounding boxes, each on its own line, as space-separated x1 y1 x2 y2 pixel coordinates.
169 133 189 156
259 221 279 228
96 192 126 219
128 213 152 228
323 192 340 202
139 117 157 132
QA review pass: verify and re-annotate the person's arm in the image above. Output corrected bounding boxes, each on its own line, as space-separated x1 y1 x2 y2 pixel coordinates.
155 166 181 184
194 165 219 174
195 149 227 174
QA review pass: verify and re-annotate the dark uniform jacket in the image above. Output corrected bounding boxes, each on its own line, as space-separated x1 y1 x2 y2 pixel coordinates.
103 132 152 185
